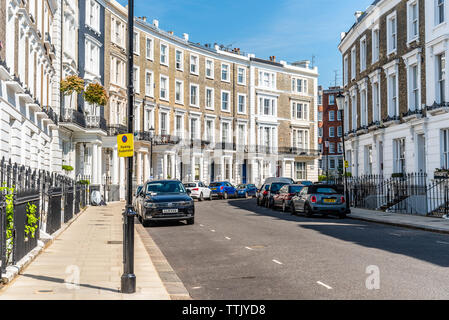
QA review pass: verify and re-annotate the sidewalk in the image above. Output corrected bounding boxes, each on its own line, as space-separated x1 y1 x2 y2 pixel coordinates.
349 207 449 234
0 202 171 300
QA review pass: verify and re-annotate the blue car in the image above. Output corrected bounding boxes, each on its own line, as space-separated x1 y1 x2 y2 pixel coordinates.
236 184 257 198
209 181 237 199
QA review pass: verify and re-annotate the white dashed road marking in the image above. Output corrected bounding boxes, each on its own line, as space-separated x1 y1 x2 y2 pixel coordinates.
389 233 401 237
245 246 254 251
272 259 283 265
200 224 204 227
225 237 231 240
317 281 333 290
437 241 449 245
211 229 216 232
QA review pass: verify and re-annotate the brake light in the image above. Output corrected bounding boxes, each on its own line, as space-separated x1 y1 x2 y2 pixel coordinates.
220 186 224 190
192 188 199 191
311 196 317 203
263 191 268 196
341 196 345 203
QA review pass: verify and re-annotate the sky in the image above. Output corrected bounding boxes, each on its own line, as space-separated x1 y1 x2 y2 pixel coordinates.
117 0 374 88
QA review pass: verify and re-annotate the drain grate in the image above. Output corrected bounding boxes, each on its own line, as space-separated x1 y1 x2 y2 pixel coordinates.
107 241 123 245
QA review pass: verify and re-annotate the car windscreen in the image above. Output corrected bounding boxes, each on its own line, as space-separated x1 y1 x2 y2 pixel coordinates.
315 187 338 194
183 183 197 188
135 186 142 195
237 184 247 189
209 182 221 187
146 181 186 194
289 185 304 193
270 183 288 192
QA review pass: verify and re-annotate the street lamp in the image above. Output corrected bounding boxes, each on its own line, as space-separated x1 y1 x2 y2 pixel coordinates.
336 92 350 212
121 0 136 294
149 126 155 180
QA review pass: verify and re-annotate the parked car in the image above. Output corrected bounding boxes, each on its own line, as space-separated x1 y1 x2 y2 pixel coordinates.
290 184 346 218
236 184 258 198
209 181 237 199
183 182 212 201
296 180 313 186
272 184 305 212
263 177 295 185
256 183 271 206
265 182 290 208
133 185 143 209
135 179 195 226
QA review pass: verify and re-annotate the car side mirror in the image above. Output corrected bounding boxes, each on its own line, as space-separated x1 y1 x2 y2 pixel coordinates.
187 189 192 195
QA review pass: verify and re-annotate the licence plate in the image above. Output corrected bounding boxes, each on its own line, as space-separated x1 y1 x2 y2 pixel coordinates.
162 209 179 214
211 188 217 191
323 199 336 203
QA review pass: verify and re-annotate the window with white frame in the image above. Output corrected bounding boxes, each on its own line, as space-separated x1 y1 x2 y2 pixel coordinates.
190 54 199 75
221 63 230 82
388 74 398 116
205 119 214 142
160 75 169 101
360 89 367 126
319 127 323 137
319 144 323 154
408 1 419 42
337 110 342 121
221 122 230 142
437 0 445 25
351 93 358 130
329 143 335 154
175 114 184 138
329 94 335 105
318 111 323 121
409 64 419 110
205 87 214 110
360 36 367 71
259 70 276 89
329 110 335 121
437 53 446 103
372 27 380 63
365 145 373 174
238 94 246 114
329 127 335 137
442 129 449 169
338 126 343 137
85 39 100 75
112 17 125 47
86 0 100 32
393 138 406 173
206 59 214 79
351 46 356 79
292 78 308 94
133 67 140 93
387 13 397 54
237 67 246 85
329 159 336 169
190 117 199 140
175 80 183 104
221 91 230 111
160 111 169 135
133 32 140 55
160 43 168 66
344 55 349 85
292 129 309 150
146 37 153 60
291 102 308 120
372 82 380 122
145 70 153 97
144 106 154 131
175 49 183 70
259 96 276 116
338 142 343 153
190 84 199 107
295 162 307 180
238 123 246 146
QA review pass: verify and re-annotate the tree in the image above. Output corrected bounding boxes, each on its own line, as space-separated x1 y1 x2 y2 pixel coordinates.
83 82 108 108
60 75 84 109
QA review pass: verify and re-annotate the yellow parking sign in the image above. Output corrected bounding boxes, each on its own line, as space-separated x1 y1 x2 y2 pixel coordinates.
117 134 134 158
344 160 349 168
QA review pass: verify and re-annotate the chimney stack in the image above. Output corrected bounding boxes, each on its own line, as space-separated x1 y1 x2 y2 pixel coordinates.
153 19 159 28
141 16 147 22
354 11 363 21
168 31 174 35
183 33 189 41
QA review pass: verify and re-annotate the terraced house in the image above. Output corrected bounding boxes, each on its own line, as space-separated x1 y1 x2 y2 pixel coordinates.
103 0 320 189
339 0 427 178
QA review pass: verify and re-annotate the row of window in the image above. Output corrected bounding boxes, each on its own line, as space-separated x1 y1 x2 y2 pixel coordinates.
319 158 344 170
319 142 343 154
318 110 342 122
319 126 343 138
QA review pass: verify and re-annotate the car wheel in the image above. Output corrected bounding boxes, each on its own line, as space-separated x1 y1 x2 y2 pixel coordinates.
223 192 228 200
199 193 204 201
305 204 313 218
208 193 212 201
187 217 195 225
142 219 152 227
245 192 249 199
291 203 296 215
234 191 238 198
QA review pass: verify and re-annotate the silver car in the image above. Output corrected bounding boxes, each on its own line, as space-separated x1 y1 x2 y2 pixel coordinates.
290 185 347 218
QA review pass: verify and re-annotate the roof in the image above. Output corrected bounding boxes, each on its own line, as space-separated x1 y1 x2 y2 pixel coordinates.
340 0 382 44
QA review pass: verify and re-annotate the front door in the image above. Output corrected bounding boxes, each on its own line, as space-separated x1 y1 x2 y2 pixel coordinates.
417 134 426 173
210 161 215 183
242 160 247 184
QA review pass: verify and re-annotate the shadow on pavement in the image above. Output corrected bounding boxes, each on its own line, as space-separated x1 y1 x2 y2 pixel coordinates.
227 198 449 267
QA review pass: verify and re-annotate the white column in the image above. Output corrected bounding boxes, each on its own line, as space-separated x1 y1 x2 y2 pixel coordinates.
282 160 286 177
97 145 102 184
163 154 168 179
136 152 142 184
92 144 98 184
229 158 233 182
79 143 85 177
191 156 195 181
220 157 225 181
171 154 176 180
199 156 204 182
112 147 119 184
144 152 149 182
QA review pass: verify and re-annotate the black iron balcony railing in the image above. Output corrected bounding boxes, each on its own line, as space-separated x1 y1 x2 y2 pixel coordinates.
107 124 128 136
277 147 321 157
0 58 10 73
60 108 86 128
189 138 211 148
86 115 107 132
426 101 449 112
383 115 401 123
214 142 236 151
402 108 424 118
43 106 58 125
135 132 181 145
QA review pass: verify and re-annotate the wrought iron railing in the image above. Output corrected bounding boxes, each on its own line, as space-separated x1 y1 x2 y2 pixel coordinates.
60 108 86 128
86 115 107 132
107 124 128 136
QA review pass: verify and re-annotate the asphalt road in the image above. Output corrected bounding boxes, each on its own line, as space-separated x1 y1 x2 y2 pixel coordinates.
144 198 449 299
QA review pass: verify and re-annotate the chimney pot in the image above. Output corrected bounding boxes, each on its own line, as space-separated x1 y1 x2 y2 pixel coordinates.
168 31 173 35
183 33 189 41
153 19 159 28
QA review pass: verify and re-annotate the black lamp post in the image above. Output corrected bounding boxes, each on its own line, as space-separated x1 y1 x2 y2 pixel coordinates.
121 0 136 294
336 92 350 212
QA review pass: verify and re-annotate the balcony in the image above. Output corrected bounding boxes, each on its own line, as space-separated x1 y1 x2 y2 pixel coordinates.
59 108 86 129
189 139 211 148
402 108 424 121
426 102 449 116
0 59 11 80
278 147 320 157
43 106 58 127
135 132 181 145
356 125 369 135
382 115 401 127
107 124 128 136
214 142 237 151
86 115 107 132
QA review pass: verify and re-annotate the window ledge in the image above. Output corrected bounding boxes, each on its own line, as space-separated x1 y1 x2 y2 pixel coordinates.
433 21 447 32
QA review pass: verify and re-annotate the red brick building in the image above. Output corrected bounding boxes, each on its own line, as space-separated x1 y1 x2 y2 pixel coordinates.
318 86 344 176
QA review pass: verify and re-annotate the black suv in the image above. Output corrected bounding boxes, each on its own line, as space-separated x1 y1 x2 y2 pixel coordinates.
136 180 195 226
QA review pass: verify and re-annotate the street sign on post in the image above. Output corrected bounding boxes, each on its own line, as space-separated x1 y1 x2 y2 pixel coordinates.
117 134 134 158
344 160 349 168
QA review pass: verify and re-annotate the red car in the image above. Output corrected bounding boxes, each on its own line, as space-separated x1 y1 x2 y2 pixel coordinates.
272 184 305 212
